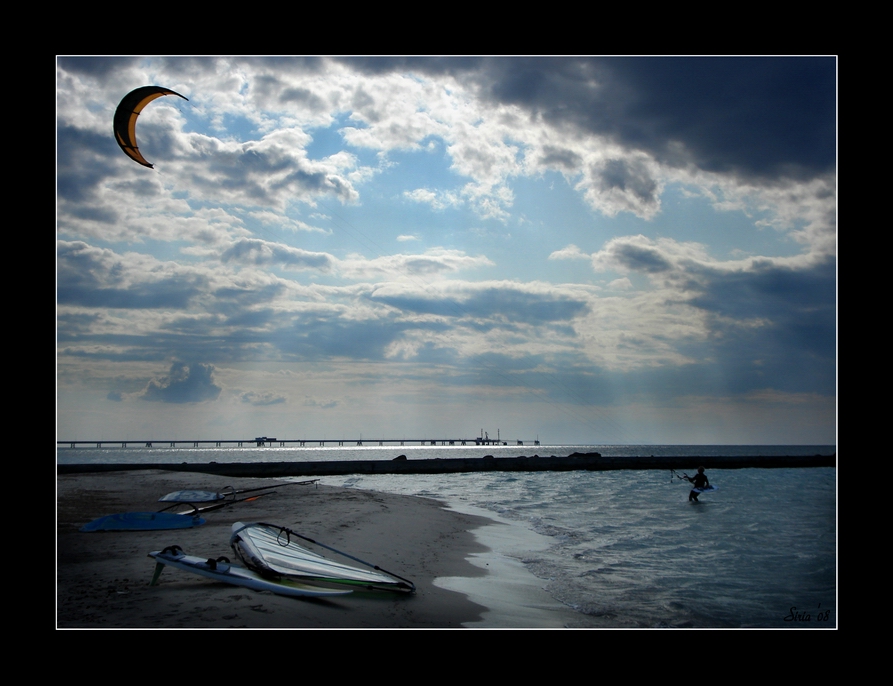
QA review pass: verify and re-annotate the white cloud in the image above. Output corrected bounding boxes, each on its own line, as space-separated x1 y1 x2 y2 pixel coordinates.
549 244 589 261
220 238 335 272
339 248 494 280
403 188 461 211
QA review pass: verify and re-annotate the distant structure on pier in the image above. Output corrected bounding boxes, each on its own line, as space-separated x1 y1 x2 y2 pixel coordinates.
475 429 503 445
473 429 539 446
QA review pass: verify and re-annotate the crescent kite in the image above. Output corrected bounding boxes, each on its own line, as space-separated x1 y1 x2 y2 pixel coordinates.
113 86 188 168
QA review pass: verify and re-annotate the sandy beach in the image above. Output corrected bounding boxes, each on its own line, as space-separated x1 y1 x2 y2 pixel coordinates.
57 470 496 628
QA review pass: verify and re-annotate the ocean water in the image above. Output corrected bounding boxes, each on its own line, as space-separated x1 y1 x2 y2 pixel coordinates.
58 444 837 628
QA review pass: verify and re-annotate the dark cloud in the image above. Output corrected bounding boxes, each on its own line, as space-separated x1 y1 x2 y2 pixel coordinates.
58 242 208 310
597 159 659 205
336 56 483 76
64 205 119 224
156 57 225 77
212 283 286 309
473 56 836 181
142 362 221 403
691 258 837 385
371 287 589 324
57 125 119 205
58 270 205 310
220 308 277 329
608 241 673 274
538 145 583 171
278 86 327 110
694 259 835 323
61 327 268 364
220 239 334 271
127 117 184 166
236 56 327 73
57 56 140 77
57 312 102 338
109 177 162 199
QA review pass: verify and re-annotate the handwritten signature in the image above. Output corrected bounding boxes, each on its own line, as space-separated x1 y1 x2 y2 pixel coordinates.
784 603 831 622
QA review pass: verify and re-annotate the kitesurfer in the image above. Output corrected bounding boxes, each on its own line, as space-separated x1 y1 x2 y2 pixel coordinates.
682 466 709 502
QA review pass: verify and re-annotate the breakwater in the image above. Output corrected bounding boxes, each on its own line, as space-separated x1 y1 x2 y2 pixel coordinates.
57 452 835 478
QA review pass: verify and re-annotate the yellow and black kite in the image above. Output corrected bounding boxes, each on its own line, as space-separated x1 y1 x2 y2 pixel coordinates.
113 86 188 168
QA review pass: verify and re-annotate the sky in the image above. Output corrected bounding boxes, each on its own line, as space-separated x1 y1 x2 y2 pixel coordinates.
56 57 837 445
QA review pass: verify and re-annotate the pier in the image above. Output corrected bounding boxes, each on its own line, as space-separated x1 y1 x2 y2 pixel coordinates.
57 433 538 449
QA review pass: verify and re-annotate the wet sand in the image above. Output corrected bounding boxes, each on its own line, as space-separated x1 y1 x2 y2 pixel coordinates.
57 470 492 628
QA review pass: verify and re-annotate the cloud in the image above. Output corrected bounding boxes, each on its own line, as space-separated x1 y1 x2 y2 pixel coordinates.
591 235 717 281
240 391 286 406
339 249 494 279
246 210 329 235
275 318 431 361
579 234 836 390
174 129 366 211
549 244 589 261
220 238 334 271
595 236 676 274
58 56 142 78
57 241 208 309
403 188 461 211
607 277 633 290
142 362 222 403
369 281 590 325
304 396 340 409
690 258 837 368
471 56 836 181
593 158 661 213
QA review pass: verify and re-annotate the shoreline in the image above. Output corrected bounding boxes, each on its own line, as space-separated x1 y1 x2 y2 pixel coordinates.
57 470 495 628
432 501 584 628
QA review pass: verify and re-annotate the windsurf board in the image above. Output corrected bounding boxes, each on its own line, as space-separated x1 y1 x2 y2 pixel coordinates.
80 512 205 532
148 547 352 598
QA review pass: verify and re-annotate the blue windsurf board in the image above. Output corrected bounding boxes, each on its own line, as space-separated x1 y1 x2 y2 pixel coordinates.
80 512 205 532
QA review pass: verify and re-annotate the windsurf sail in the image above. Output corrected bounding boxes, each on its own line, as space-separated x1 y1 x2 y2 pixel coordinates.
230 522 415 593
159 480 318 504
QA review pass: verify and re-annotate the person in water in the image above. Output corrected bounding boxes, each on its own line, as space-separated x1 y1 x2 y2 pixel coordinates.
684 466 709 502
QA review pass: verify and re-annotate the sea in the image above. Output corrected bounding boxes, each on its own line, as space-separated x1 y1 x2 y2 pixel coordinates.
58 443 837 628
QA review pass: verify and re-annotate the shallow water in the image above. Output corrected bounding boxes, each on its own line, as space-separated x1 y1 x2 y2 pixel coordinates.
329 467 837 627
